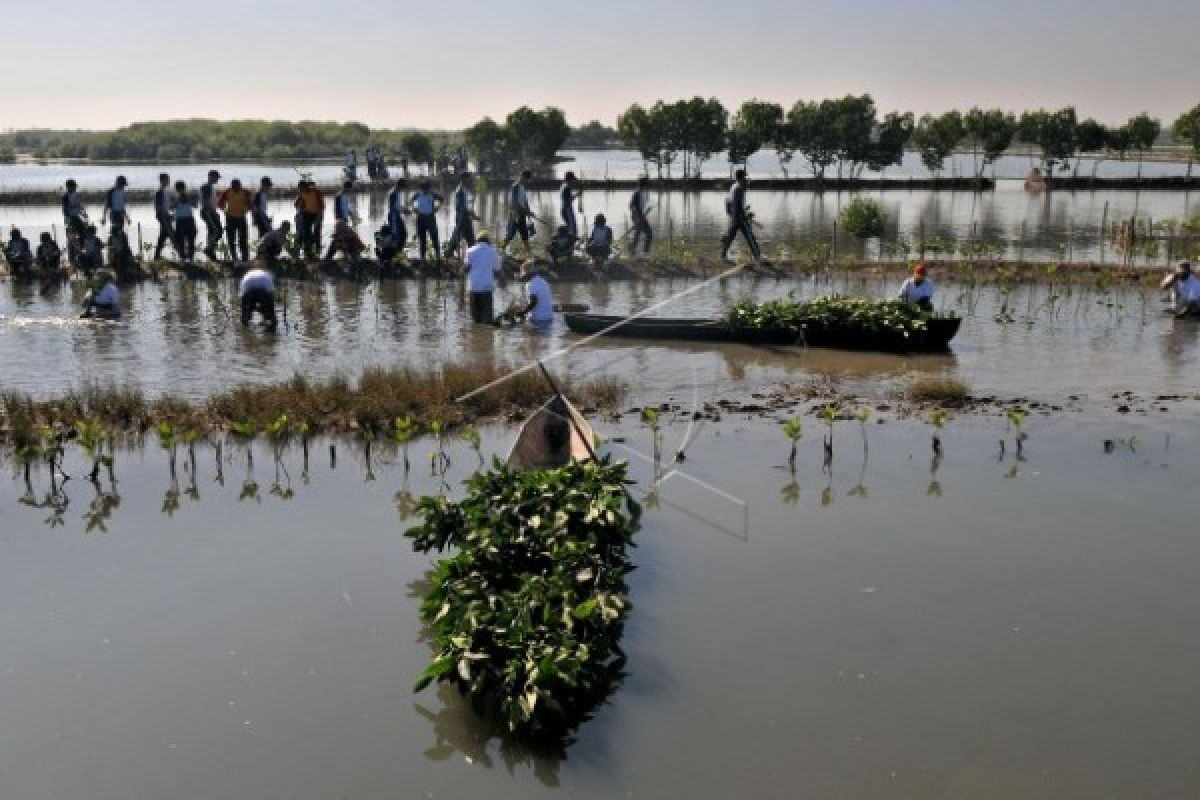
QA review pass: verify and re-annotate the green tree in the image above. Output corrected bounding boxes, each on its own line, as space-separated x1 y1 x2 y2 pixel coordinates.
727 100 783 172
1173 104 1200 176
663 97 727 180
829 94 879 178
963 108 1016 182
1074 118 1110 178
504 106 570 169
401 132 435 172
1018 108 1079 181
1122 113 1161 178
864 111 914 176
464 117 511 174
787 100 840 182
617 103 671 177
912 111 965 175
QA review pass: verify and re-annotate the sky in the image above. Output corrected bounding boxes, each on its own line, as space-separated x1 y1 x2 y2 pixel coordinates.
6 0 1197 131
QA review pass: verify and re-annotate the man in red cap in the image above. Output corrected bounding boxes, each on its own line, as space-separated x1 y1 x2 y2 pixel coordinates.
898 262 935 311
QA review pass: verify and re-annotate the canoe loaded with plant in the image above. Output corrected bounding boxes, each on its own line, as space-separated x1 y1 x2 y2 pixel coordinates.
406 398 638 739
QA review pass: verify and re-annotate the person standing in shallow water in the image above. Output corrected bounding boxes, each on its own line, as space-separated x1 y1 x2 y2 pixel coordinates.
504 170 535 255
463 229 501 323
446 172 477 258
629 176 653 257
720 169 761 266
200 170 224 261
102 175 128 235
410 180 444 262
153 173 173 260
219 179 254 263
172 181 198 264
560 171 581 241
253 176 273 238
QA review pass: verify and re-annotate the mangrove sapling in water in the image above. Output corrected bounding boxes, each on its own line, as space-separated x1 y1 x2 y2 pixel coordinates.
407 457 636 739
640 407 662 466
1007 408 1028 459
392 414 418 474
820 404 837 468
930 410 948 455
75 418 114 482
460 425 483 467
781 417 803 469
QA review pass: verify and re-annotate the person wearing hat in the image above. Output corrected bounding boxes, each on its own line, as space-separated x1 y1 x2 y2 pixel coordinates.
153 172 174 261
36 232 62 271
1161 261 1200 316
5 228 33 275
720 169 762 266
252 176 274 238
200 169 224 261
898 263 935 311
463 229 501 323
516 262 555 328
102 175 128 234
81 271 120 319
219 178 254 263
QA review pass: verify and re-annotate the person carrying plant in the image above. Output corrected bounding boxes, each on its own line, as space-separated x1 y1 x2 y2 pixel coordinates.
153 173 174 261
172 181 198 264
446 172 478 257
102 175 128 235
219 178 254 263
1161 261 1200 316
4 229 33 275
199 169 224 261
410 180 444 262
720 169 762 266
629 176 653 256
36 232 61 271
503 170 535 254
898 263 935 311
239 265 277 330
253 176 273 238
463 229 501 324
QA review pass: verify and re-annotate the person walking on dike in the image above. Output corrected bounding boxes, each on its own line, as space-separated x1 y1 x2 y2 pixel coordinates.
220 179 254 263
587 213 614 267
630 176 653 256
516 263 555 328
81 271 119 319
200 170 224 261
257 220 291 268
560 171 581 241
294 180 325 260
898 263 935 311
446 172 478 258
239 265 278 331
5 229 33 275
102 175 128 235
36 233 62 271
386 178 409 254
720 169 762 266
504 170 535 255
152 172 174 261
410 180 444 262
253 176 273 238
334 181 356 225
463 229 501 323
172 181 198 265
1161 261 1200 316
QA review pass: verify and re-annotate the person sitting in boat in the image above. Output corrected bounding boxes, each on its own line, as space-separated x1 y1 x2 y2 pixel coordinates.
323 218 366 263
898 263 935 311
81 272 120 319
78 225 105 275
516 264 555 328
36 233 62 270
5 229 33 275
1161 261 1200 316
239 266 278 330
256 220 291 268
463 229 501 324
586 213 614 266
547 225 574 267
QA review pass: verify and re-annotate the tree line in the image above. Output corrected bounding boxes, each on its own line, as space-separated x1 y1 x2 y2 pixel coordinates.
617 97 1200 181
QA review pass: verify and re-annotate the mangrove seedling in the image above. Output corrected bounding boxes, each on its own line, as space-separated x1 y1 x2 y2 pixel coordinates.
428 419 450 477
641 407 663 464
930 409 947 454
460 425 483 466
75 418 114 482
819 404 837 467
392 414 419 474
1006 408 1028 458
157 420 178 478
854 408 871 458
781 417 803 468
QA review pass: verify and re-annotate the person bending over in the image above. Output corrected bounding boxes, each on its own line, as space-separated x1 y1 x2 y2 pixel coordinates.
898 263 935 312
1161 261 1200 316
324 218 365 263
5 229 33 275
36 233 62 270
587 213 614 267
240 267 277 330
516 264 555 328
82 272 120 319
78 225 105 275
256 220 291 269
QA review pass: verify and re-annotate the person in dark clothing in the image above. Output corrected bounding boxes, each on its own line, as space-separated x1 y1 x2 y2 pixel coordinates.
62 179 87 236
172 181 198 264
36 233 62 270
503 170 535 254
107 227 137 278
375 224 401 263
78 225 104 275
629 176 653 256
219 178 253 263
253 176 273 238
324 219 365 263
199 169 223 260
548 226 574 267
446 173 478 257
720 169 762 265
153 172 173 260
560 171 581 241
334 180 355 224
410 180 444 262
386 179 409 250
5 229 33 274
256 220 291 269
102 175 128 235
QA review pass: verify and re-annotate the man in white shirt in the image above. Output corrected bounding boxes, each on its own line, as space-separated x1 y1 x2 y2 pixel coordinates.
898 263 935 311
463 230 501 323
519 265 555 327
239 266 278 330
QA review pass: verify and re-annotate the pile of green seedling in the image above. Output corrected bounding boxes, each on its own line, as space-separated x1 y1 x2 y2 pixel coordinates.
726 294 955 341
406 457 637 739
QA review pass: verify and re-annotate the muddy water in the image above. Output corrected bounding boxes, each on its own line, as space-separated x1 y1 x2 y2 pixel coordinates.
2 276 1199 405
2 411 1198 799
2 185 1198 266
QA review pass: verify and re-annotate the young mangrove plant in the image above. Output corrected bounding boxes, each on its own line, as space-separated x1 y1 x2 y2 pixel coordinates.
930 409 947 455
819 404 837 467
392 414 419 474
1006 408 1028 458
640 407 663 465
428 418 450 478
407 457 636 739
781 417 803 469
460 425 483 466
75 418 114 482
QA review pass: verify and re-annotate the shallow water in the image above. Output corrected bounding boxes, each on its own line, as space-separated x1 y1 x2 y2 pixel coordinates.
2 411 1198 799
1 276 1198 406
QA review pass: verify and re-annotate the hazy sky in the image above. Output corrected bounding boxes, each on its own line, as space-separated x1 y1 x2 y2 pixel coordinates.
7 0 1196 130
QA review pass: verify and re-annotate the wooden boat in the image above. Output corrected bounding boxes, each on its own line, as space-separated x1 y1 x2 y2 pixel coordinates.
563 313 800 345
564 312 960 352
506 394 598 470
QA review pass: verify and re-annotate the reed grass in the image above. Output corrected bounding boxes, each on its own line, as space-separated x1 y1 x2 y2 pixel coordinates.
906 375 972 407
